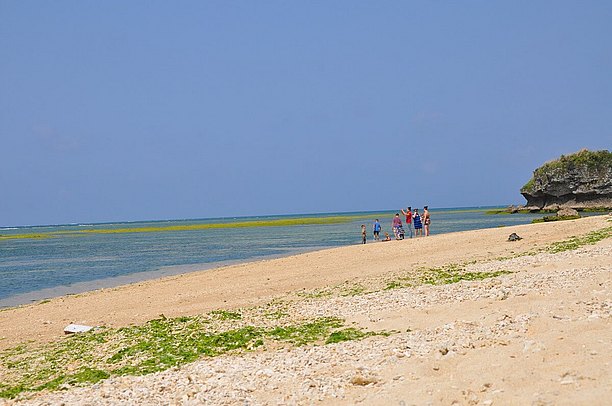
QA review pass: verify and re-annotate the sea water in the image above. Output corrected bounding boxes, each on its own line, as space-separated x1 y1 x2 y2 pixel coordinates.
0 208 547 307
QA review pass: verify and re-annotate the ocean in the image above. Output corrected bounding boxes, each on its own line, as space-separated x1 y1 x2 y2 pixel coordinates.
0 207 548 307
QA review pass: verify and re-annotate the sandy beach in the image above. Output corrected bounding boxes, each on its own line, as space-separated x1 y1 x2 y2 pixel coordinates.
1 215 610 405
4 1 611 404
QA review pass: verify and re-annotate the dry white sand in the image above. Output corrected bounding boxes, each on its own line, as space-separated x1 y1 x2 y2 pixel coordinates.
1 215 610 405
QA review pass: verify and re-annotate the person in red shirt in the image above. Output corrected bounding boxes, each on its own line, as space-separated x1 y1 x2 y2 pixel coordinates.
401 206 413 238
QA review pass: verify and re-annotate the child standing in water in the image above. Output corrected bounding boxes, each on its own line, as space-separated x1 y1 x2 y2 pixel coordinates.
372 219 381 241
361 224 367 244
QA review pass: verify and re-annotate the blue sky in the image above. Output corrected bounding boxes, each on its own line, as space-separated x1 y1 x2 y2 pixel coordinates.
1 1 611 226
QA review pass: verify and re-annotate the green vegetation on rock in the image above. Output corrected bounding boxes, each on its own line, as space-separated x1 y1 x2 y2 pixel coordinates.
521 149 612 194
581 208 611 213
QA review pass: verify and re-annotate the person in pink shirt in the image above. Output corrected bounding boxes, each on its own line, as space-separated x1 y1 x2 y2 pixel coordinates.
391 213 402 240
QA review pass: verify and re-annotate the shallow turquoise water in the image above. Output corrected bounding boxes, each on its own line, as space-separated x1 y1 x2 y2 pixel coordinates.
0 208 546 306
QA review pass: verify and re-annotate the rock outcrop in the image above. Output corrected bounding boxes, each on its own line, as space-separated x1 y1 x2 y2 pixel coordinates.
521 149 612 210
556 208 580 218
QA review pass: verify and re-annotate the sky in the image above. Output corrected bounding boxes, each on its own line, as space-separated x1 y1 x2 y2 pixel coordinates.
1 1 611 227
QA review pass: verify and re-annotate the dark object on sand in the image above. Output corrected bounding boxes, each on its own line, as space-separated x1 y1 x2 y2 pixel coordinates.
508 233 522 242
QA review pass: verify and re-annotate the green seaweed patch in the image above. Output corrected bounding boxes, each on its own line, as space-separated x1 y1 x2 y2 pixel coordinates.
384 264 512 289
384 280 405 290
340 284 367 297
325 328 390 344
299 282 371 299
209 309 242 320
494 250 538 261
0 233 52 240
70 216 360 235
580 208 611 213
420 267 512 285
35 367 110 392
546 226 612 253
532 215 581 223
296 288 333 299
485 209 514 215
0 314 382 399
0 215 366 240
0 384 27 400
264 310 289 320
267 317 343 346
484 208 562 215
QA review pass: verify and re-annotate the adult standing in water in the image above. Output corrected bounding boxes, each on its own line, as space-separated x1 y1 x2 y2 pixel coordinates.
413 208 423 237
423 206 431 236
401 206 413 238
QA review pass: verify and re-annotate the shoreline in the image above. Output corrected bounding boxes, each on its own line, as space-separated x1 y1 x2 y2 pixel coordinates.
0 215 608 351
0 215 541 310
1 215 610 404
0 208 544 308
0 209 562 309
0 246 331 309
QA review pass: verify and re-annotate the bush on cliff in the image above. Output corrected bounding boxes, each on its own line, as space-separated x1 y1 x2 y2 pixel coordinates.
522 149 612 194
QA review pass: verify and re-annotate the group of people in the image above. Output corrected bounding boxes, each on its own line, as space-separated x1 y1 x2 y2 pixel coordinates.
361 206 430 244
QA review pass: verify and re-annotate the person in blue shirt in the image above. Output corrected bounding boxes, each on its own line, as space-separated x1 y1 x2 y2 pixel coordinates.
372 219 381 241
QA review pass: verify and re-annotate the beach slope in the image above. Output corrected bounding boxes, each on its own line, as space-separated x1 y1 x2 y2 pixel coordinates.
1 215 610 405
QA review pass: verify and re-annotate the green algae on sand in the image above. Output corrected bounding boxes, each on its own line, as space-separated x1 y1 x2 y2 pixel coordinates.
0 314 384 399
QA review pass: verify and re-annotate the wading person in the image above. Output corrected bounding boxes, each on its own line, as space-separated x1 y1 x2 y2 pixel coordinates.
413 208 423 237
372 219 381 241
361 224 367 244
401 206 413 238
423 206 431 236
392 213 402 240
